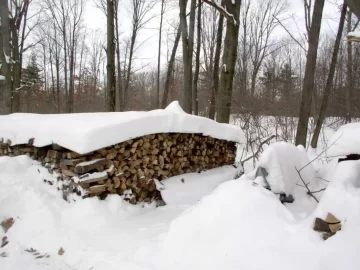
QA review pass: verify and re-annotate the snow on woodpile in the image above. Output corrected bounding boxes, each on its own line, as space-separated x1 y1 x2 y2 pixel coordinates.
0 101 244 154
0 102 242 204
348 31 360 42
327 123 360 157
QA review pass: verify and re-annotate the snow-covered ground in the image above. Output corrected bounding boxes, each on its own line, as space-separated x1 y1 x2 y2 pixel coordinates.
1 118 360 270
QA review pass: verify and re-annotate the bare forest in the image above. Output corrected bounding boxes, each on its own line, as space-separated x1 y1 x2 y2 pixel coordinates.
0 0 360 146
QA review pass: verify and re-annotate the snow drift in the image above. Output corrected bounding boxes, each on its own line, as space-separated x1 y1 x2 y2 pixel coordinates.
328 122 360 157
0 101 244 154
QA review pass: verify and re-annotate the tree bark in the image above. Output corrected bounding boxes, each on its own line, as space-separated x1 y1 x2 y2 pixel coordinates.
156 0 165 109
209 11 224 120
162 26 181 108
192 0 202 115
346 0 360 19
0 0 12 114
107 0 116 112
295 0 325 146
179 0 196 113
345 9 352 123
216 0 241 123
114 0 123 111
311 2 347 148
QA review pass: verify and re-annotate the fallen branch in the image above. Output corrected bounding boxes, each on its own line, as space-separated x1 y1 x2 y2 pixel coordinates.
295 166 319 203
241 135 276 165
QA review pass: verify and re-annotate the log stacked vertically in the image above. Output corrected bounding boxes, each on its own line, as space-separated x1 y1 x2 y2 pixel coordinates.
0 133 237 204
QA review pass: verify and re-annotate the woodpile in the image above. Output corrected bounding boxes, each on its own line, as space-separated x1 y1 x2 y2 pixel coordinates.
0 133 237 204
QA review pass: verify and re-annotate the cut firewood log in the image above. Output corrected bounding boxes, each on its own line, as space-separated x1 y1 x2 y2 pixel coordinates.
74 158 108 174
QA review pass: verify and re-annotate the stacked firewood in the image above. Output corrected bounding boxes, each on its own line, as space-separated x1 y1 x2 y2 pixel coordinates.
0 133 237 204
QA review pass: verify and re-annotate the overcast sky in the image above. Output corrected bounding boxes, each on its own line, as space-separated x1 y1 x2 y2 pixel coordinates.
82 0 343 70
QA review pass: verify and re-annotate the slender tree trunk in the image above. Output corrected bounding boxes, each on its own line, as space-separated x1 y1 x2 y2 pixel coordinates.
162 26 181 108
107 0 116 111
346 9 352 123
0 0 12 114
179 0 196 113
209 12 224 119
216 0 241 123
192 0 202 115
156 0 165 109
295 0 325 146
114 0 123 111
311 2 347 148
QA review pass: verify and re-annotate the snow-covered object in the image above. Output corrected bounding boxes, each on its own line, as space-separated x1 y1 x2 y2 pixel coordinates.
348 31 360 42
0 101 244 154
253 142 315 195
0 75 5 81
327 123 360 157
155 165 243 205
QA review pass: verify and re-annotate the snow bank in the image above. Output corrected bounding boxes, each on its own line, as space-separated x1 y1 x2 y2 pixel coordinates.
158 174 360 270
156 164 242 205
252 142 316 195
327 123 360 157
0 101 244 154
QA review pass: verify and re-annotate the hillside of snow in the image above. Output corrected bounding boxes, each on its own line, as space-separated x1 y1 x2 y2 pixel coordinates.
1 120 360 270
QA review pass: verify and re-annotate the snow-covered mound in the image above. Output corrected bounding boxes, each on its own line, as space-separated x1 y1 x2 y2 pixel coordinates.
156 164 243 205
252 142 316 195
0 101 244 154
328 123 360 157
158 174 360 270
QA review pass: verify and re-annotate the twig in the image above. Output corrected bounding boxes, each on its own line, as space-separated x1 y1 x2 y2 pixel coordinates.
241 135 276 164
310 188 326 194
299 133 343 172
295 166 319 203
316 177 329 183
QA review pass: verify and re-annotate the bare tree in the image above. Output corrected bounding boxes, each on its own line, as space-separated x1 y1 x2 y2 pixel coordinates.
179 0 196 113
162 26 181 108
107 0 116 111
192 0 202 115
204 0 241 123
295 0 325 146
311 2 347 148
346 8 353 123
156 0 165 109
124 0 157 109
0 0 12 114
209 6 224 120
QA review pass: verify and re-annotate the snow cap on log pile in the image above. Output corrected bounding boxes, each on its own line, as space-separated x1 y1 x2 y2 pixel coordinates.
328 123 360 157
0 101 244 154
348 31 360 43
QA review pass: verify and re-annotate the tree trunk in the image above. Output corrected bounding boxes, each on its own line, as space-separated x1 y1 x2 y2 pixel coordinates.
10 18 21 112
311 2 347 148
0 0 12 114
192 0 202 115
114 0 123 111
156 0 165 109
162 26 181 108
295 0 325 146
347 0 360 19
345 9 352 123
216 0 241 123
209 12 224 120
179 0 196 113
107 0 116 112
